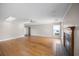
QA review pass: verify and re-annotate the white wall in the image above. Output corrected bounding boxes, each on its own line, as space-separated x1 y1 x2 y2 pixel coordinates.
29 24 53 37
63 4 79 56
0 22 25 40
24 22 61 38
0 21 54 40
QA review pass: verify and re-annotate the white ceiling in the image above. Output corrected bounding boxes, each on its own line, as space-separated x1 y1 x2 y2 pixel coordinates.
0 3 71 22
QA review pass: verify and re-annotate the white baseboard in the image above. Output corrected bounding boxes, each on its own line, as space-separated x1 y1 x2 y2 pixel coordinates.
0 35 24 41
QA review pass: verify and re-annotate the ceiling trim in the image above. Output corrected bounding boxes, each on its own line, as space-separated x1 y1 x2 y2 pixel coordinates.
62 4 72 20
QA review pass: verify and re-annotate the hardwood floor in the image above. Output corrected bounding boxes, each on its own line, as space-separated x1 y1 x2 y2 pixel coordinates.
0 36 61 56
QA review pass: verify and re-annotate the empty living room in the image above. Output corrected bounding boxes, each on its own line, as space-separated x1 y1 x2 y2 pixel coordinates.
0 0 79 59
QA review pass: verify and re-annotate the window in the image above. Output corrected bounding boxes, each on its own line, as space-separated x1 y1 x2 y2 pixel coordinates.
53 25 60 37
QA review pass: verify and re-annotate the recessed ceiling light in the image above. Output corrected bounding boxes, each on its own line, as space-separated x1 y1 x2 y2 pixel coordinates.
5 16 16 22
